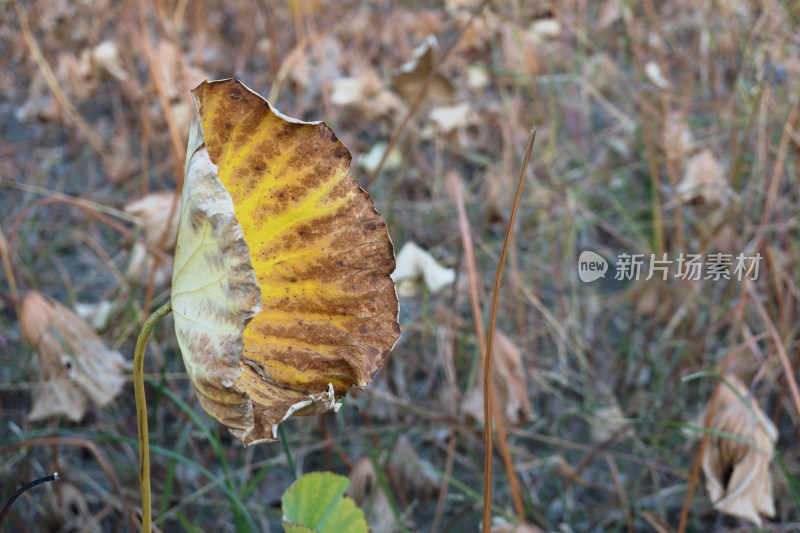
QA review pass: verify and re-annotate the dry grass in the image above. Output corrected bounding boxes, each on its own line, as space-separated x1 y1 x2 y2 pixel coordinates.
1 0 800 531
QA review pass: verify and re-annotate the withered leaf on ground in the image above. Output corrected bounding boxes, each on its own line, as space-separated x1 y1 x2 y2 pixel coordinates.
590 403 632 443
662 111 695 166
390 36 455 103
645 60 672 90
461 329 533 427
80 40 128 82
429 102 472 134
331 69 403 120
675 149 734 205
347 436 438 533
491 520 546 533
124 191 181 250
172 78 400 445
701 374 778 526
20 291 131 422
124 190 180 285
391 240 455 296
500 24 542 78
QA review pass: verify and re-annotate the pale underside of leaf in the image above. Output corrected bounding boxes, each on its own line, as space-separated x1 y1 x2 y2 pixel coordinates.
172 148 261 442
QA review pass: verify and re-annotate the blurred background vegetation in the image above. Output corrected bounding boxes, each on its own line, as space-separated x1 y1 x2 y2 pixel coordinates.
1 0 800 531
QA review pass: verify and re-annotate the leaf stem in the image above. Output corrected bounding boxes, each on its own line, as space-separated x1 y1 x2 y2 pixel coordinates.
278 424 297 480
135 300 172 533
0 472 59 531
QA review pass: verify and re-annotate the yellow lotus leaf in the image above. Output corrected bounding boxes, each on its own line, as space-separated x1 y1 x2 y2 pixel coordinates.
172 78 400 445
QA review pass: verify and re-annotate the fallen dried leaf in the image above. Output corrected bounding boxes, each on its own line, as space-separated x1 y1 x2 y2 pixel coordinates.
444 0 482 10
676 149 733 205
103 132 137 184
79 40 128 82
124 191 180 284
347 436 438 533
124 191 181 250
662 112 695 166
582 53 622 95
391 36 455 103
126 242 173 286
429 102 472 134
596 0 621 29
359 142 404 174
391 241 455 295
331 69 403 120
701 374 777 526
54 481 101 533
15 71 63 124
153 41 207 102
645 60 672 90
528 18 561 41
73 300 115 331
491 518 545 533
453 8 499 55
173 79 400 445
20 291 131 422
464 65 491 90
707 223 740 252
483 168 514 221
347 458 397 533
461 330 533 427
57 51 95 101
590 403 632 442
501 24 542 77
632 278 674 324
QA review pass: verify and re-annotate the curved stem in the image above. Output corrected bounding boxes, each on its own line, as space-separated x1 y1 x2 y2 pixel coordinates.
134 301 172 533
0 472 59 531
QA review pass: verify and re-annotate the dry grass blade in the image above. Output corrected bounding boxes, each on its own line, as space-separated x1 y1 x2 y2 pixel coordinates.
137 2 186 189
446 171 525 523
482 126 536 532
748 286 800 421
431 429 457 533
0 179 140 223
14 1 108 157
0 225 19 305
8 196 171 268
757 100 799 245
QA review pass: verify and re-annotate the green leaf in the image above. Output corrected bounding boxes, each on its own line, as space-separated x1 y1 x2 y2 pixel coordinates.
282 523 318 533
282 472 369 533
